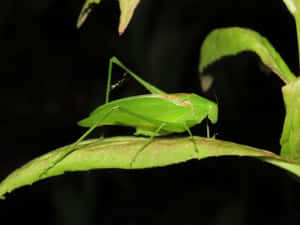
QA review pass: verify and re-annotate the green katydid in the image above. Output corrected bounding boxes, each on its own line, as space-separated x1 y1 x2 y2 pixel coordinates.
41 57 218 177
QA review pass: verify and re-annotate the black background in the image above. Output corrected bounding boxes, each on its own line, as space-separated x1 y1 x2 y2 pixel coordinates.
1 0 300 224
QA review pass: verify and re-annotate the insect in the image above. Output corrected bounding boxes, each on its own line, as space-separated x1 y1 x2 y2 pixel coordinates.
41 57 218 176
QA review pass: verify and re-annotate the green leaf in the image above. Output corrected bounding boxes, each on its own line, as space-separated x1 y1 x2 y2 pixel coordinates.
280 77 300 161
76 0 140 35
77 0 101 29
118 0 140 35
282 0 300 70
282 0 297 16
199 27 296 84
1 136 300 199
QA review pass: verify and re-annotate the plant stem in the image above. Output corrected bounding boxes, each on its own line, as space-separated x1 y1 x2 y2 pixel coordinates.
293 1 300 75
296 12 300 73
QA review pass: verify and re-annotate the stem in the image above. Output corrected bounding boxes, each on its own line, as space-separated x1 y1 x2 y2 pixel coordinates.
293 1 300 75
296 11 300 73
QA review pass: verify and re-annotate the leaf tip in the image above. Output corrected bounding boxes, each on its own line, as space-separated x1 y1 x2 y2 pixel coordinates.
118 27 125 36
77 7 93 29
118 0 140 35
283 0 297 14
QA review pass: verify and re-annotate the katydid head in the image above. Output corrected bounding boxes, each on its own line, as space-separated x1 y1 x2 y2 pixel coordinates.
189 94 218 124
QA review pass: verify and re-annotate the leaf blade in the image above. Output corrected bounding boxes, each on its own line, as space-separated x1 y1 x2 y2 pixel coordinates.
118 0 140 35
1 136 300 199
76 0 140 35
77 0 101 29
199 27 296 84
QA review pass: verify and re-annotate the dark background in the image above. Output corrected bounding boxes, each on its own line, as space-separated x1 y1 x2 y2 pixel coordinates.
1 0 300 224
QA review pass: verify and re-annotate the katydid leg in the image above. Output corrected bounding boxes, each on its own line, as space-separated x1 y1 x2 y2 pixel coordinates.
130 123 166 166
206 119 210 138
41 106 167 176
110 57 166 95
206 119 217 139
106 56 165 104
39 107 117 178
105 57 114 103
184 123 199 154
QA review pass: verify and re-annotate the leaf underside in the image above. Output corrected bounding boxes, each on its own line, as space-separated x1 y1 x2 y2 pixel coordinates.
199 27 296 84
1 136 300 199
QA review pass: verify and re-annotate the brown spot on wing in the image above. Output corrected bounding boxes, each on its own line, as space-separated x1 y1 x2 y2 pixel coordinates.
156 94 192 107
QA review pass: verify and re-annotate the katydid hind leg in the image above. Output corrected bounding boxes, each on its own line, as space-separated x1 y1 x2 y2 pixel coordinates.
39 107 117 178
105 57 114 103
130 123 166 166
110 57 166 95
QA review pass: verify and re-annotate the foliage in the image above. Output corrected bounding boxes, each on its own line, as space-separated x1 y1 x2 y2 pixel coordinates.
77 0 140 34
0 0 299 199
